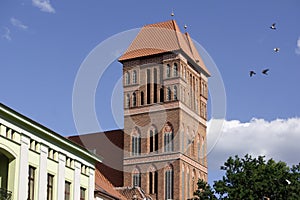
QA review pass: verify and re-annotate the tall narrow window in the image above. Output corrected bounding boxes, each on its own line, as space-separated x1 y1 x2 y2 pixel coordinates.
167 87 171 101
47 174 54 200
147 69 151 104
125 72 130 85
28 166 35 200
140 91 144 106
187 170 190 198
197 136 201 162
132 128 141 156
154 171 158 193
149 172 153 194
132 92 137 107
149 128 158 153
192 170 195 195
150 130 153 153
80 187 86 200
166 64 171 78
173 63 178 77
160 87 164 102
165 165 173 200
173 85 177 100
153 68 157 103
65 181 71 200
126 94 130 108
133 168 141 187
133 70 137 84
164 123 174 152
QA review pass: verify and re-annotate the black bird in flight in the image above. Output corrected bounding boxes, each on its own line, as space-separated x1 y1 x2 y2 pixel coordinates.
250 70 256 77
274 47 280 52
270 23 276 30
262 69 269 75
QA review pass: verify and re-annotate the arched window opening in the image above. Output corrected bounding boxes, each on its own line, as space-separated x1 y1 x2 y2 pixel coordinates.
165 165 173 200
132 168 141 187
154 68 158 103
132 92 137 107
140 91 144 106
160 87 164 102
125 72 130 85
173 63 178 77
173 85 177 100
166 64 171 78
164 123 174 152
182 165 185 200
132 70 137 84
125 94 130 108
131 128 141 156
149 127 158 153
148 166 158 194
167 87 171 101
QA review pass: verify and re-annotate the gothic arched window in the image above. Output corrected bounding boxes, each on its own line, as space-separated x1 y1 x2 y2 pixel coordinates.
165 165 173 200
131 128 141 156
125 72 130 85
173 85 177 100
164 123 174 152
173 63 178 77
166 64 171 78
133 70 137 84
132 92 137 107
149 126 158 153
132 168 141 187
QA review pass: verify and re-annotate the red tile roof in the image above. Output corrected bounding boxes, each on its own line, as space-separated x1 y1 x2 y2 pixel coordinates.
116 186 152 200
119 20 210 76
95 169 127 200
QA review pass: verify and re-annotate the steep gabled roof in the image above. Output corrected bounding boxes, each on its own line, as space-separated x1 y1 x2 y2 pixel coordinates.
119 20 210 76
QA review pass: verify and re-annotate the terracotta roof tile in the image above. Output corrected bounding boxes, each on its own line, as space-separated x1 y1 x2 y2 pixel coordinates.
119 20 210 76
95 169 127 200
116 187 152 200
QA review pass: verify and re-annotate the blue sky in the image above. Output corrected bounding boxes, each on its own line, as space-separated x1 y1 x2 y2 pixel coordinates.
1 0 300 184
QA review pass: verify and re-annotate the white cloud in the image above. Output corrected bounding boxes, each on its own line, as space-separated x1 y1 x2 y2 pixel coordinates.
207 118 300 171
296 37 300 55
32 0 55 13
2 27 12 41
10 17 28 30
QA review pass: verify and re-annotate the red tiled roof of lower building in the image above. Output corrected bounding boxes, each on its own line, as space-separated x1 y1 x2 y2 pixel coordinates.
95 169 127 200
116 186 152 200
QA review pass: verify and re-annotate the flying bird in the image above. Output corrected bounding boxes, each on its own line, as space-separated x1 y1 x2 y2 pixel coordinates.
274 47 280 52
270 23 276 30
249 70 256 77
262 69 269 75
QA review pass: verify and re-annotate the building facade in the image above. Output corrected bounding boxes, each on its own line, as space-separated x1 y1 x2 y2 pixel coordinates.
0 103 101 200
119 20 210 199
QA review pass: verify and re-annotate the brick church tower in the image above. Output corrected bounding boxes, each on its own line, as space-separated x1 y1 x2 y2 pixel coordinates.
119 20 210 200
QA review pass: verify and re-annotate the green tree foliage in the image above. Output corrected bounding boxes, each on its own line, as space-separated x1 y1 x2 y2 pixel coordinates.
191 179 218 200
192 154 300 200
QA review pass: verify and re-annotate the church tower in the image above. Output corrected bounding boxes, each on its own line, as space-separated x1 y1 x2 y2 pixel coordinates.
119 20 210 200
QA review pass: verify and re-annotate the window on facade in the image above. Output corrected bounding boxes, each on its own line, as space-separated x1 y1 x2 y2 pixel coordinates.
140 91 144 106
133 70 137 84
173 85 177 100
166 64 171 78
126 94 130 108
192 170 196 194
148 170 158 194
160 87 164 102
133 169 141 187
149 128 158 153
125 72 130 85
132 129 141 156
165 165 173 200
166 87 171 101
132 92 137 107
65 181 71 200
153 68 158 103
147 69 151 104
197 136 201 162
173 63 178 77
80 187 86 200
187 170 190 198
28 166 35 200
164 124 173 152
47 174 54 200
